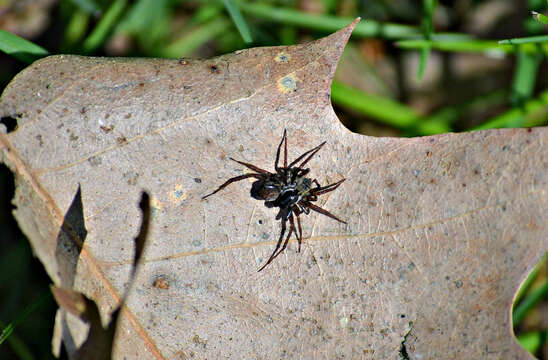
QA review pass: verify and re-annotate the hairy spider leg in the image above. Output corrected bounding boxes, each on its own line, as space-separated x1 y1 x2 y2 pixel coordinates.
303 201 347 224
294 209 304 253
202 173 263 199
258 215 293 271
284 131 288 168
309 178 346 196
258 214 298 271
229 158 270 174
274 129 287 172
288 141 326 170
277 214 297 256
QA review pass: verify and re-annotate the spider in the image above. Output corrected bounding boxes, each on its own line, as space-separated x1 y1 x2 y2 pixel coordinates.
202 130 346 271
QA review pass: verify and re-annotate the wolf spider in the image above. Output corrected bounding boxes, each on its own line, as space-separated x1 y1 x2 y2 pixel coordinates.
202 130 346 271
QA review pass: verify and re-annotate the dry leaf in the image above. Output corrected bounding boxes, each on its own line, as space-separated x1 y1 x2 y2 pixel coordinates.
0 19 546 359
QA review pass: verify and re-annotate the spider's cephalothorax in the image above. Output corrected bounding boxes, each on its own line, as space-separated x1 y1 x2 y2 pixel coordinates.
202 130 346 271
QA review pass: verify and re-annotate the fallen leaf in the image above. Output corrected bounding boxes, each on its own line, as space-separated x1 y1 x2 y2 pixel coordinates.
0 18 546 359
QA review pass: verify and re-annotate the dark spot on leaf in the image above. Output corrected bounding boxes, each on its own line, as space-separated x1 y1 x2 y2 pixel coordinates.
36 134 43 146
88 156 101 166
192 334 207 349
117 136 127 145
0 117 17 133
527 128 532 133
90 76 95 80
502 145 509 151
139 83 144 87
100 125 114 133
63 108 68 113
153 277 169 290
194 177 202 183
124 171 139 185
473 169 479 175
80 107 86 114
239 145 244 152
430 178 435 184
455 280 463 288
462 183 466 187
45 83 51 89
210 65 220 74
36 109 41 114
179 59 189 65
258 219 263 224
125 113 131 119
426 151 432 157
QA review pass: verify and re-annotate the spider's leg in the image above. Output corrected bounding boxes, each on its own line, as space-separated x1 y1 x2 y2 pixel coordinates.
229 158 270 174
304 201 347 224
309 178 345 196
312 179 321 188
202 173 262 199
284 131 288 168
274 129 287 171
288 141 325 169
296 168 310 178
258 218 292 272
278 213 296 255
295 210 303 253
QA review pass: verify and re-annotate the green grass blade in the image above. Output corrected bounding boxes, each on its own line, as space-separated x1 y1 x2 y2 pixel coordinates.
0 320 34 360
70 0 100 14
0 30 49 63
239 2 467 40
417 46 430 80
499 34 548 45
513 280 548 325
514 256 543 308
63 10 90 49
331 81 421 128
0 290 51 347
223 0 252 43
82 0 128 54
331 81 451 134
472 89 548 130
511 48 543 106
398 39 517 54
417 0 436 79
159 18 231 58
517 331 545 355
532 11 548 24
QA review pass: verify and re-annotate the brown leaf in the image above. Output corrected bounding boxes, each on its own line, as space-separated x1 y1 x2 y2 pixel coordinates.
0 18 546 359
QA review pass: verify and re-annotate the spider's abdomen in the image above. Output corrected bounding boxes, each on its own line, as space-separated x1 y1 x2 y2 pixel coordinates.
251 180 281 201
